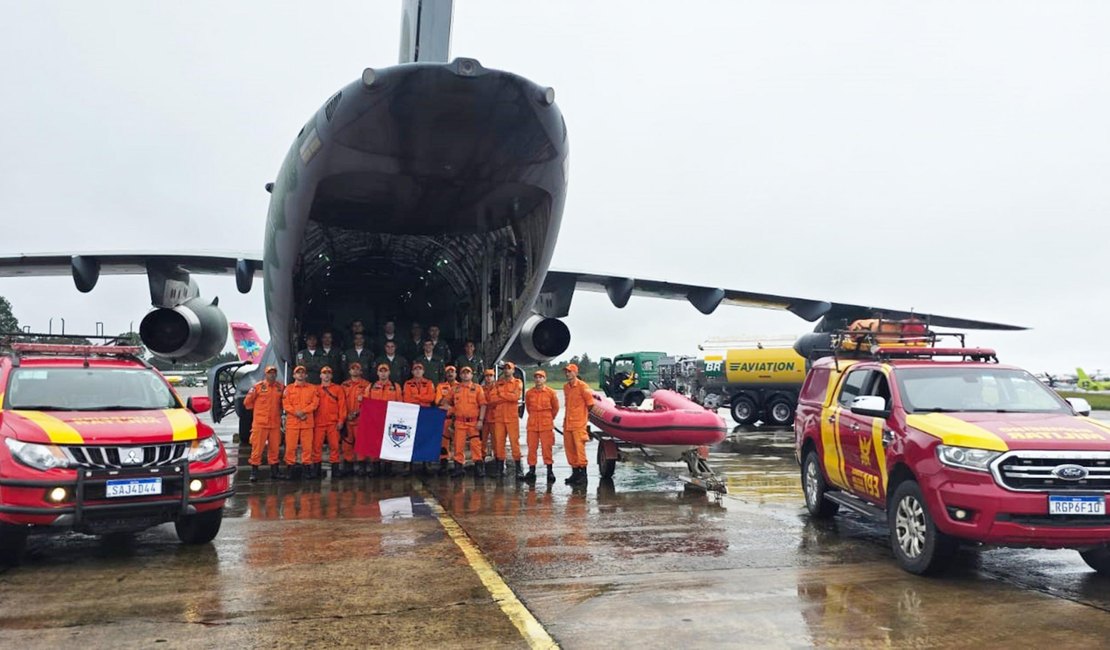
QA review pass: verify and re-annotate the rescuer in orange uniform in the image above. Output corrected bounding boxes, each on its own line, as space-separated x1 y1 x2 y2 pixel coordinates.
311 366 348 480
403 361 438 475
365 362 403 476
480 369 497 463
523 369 560 484
244 365 283 482
281 365 320 481
435 365 459 475
562 363 595 485
448 366 488 478
341 362 370 477
490 362 524 479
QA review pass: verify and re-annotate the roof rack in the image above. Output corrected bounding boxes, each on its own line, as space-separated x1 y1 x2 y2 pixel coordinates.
10 343 144 356
1 332 149 368
820 322 999 370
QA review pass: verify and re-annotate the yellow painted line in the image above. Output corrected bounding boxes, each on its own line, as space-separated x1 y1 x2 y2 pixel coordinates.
10 410 84 444
162 409 198 441
419 488 559 649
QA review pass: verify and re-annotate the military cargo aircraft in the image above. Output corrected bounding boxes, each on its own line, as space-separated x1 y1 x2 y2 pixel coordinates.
0 0 1022 425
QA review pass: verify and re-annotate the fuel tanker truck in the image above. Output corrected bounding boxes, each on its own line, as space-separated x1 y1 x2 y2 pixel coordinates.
693 345 807 427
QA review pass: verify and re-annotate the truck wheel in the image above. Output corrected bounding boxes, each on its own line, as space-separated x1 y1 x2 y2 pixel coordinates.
766 396 795 427
597 444 617 479
175 508 223 545
0 525 28 566
1079 546 1110 574
888 481 957 575
802 451 840 519
730 395 758 426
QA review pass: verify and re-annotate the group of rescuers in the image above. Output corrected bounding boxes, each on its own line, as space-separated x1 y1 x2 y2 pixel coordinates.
242 320 596 486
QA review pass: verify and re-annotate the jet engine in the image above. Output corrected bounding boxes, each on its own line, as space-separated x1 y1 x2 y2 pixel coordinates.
793 331 833 361
505 314 571 364
139 297 228 363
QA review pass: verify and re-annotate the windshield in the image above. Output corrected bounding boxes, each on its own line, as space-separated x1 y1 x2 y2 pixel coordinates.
6 368 179 411
895 367 1070 414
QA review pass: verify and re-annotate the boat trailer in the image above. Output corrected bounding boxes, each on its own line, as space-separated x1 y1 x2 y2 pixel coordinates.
591 429 728 498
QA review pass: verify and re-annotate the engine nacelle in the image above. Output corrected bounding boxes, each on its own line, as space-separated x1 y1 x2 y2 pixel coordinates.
505 314 571 363
139 297 228 363
793 331 833 361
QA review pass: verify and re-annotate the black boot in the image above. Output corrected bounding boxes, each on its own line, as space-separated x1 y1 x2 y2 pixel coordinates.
450 463 466 478
494 460 504 479
273 464 289 480
439 459 449 476
249 465 259 482
315 463 324 480
523 465 536 482
354 461 366 477
564 467 576 484
291 464 304 481
475 462 486 479
514 460 525 480
546 465 556 483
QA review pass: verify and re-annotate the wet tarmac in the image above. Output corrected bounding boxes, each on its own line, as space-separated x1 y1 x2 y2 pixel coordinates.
2 403 1110 647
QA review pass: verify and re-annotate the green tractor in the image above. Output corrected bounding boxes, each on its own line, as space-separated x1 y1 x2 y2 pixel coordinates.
598 351 674 407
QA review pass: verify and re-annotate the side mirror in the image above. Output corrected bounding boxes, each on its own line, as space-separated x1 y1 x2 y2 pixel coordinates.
187 396 212 414
1066 397 1092 417
850 395 890 419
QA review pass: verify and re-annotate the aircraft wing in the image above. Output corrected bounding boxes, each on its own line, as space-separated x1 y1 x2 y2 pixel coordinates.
0 252 263 278
539 269 1027 331
0 252 264 305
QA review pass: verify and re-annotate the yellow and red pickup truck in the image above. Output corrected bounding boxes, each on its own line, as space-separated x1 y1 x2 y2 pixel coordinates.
0 343 233 564
795 341 1110 575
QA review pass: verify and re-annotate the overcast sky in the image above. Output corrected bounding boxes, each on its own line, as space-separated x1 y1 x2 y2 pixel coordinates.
1 1 1107 373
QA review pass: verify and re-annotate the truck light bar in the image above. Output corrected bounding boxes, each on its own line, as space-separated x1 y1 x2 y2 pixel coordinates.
10 343 143 356
873 346 997 360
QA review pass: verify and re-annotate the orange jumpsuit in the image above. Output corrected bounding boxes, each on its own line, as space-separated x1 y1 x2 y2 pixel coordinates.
312 383 348 464
491 378 522 461
244 379 284 466
403 377 437 407
282 383 320 466
341 378 369 461
562 378 595 469
436 380 458 461
363 380 403 459
525 385 560 466
450 383 487 465
480 377 497 458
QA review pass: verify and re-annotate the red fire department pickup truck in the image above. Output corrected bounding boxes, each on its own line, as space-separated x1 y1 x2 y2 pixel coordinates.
0 343 234 564
795 335 1110 575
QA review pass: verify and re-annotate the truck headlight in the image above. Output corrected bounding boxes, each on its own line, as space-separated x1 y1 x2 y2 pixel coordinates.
937 445 1001 472
5 438 70 471
188 437 220 463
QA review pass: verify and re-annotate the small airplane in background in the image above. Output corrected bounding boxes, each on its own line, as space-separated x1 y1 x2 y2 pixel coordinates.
1076 368 1110 391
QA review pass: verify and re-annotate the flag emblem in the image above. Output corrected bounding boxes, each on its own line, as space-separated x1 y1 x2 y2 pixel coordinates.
389 420 412 447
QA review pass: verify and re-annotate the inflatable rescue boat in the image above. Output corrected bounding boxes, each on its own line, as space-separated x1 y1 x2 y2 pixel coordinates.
588 389 726 447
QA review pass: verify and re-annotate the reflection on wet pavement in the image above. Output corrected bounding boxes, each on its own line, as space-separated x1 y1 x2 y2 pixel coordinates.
3 410 1110 647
